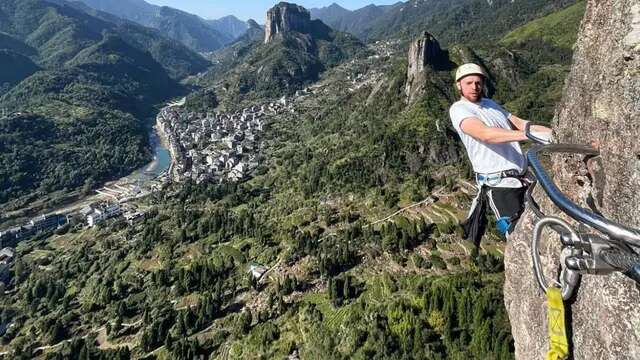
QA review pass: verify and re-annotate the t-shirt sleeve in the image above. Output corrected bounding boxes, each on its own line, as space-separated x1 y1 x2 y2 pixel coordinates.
449 103 477 133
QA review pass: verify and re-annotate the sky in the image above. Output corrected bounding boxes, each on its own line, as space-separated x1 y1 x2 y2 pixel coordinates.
144 0 401 22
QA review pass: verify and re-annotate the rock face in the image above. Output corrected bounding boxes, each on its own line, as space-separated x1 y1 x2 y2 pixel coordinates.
264 2 312 43
405 32 450 102
505 1 640 359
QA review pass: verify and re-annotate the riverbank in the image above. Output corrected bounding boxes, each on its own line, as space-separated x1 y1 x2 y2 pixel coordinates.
154 115 177 181
0 117 174 229
139 127 172 179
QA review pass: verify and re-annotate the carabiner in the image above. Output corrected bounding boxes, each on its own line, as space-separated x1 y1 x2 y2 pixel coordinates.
531 216 582 300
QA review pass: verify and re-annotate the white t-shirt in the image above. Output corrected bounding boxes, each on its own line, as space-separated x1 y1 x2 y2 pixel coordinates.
449 98 526 174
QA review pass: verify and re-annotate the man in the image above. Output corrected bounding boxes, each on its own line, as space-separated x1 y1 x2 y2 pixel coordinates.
449 63 552 245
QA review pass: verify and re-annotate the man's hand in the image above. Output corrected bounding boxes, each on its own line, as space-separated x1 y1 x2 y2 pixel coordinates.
509 114 552 134
460 117 528 144
529 130 555 144
510 114 554 144
525 121 555 144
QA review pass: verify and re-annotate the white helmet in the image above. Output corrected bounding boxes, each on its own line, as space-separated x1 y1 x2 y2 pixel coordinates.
455 63 487 82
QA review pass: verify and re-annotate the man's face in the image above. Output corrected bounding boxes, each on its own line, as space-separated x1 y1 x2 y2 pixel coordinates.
459 75 484 103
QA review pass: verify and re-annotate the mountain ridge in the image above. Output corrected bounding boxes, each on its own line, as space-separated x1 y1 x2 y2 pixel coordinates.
68 0 249 51
311 0 577 43
206 15 249 41
201 2 366 105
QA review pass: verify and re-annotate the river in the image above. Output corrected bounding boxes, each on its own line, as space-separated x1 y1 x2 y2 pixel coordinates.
1 114 174 229
34 126 172 218
128 128 172 181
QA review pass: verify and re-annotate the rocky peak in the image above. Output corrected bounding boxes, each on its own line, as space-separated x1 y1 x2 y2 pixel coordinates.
405 31 449 102
409 32 445 71
241 19 265 43
246 19 261 30
505 0 640 359
327 3 346 11
264 2 312 44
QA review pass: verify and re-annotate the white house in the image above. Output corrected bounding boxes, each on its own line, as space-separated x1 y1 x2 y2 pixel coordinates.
87 204 122 227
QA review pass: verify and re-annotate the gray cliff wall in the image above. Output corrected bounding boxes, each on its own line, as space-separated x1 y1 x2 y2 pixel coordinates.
505 1 640 359
405 32 448 103
264 2 311 44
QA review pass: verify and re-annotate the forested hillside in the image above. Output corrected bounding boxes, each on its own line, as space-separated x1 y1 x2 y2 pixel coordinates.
496 1 586 121
0 0 208 206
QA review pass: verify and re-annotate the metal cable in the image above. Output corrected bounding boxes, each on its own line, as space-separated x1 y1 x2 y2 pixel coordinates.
527 144 640 249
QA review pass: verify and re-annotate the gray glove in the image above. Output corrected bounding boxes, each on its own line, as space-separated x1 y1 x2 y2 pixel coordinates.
525 122 554 145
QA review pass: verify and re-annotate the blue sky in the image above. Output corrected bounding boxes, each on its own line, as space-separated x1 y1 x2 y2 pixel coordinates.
144 0 402 22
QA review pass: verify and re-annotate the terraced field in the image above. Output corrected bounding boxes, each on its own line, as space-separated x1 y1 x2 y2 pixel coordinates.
301 292 351 330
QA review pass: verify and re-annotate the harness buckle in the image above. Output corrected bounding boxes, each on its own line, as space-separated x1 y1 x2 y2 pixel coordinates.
476 169 525 187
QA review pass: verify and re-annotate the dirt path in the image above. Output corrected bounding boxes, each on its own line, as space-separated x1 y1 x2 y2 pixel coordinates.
32 319 142 353
365 196 435 228
258 258 283 284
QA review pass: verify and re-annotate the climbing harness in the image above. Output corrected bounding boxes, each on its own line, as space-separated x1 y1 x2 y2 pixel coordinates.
524 129 640 358
462 167 530 245
475 169 524 187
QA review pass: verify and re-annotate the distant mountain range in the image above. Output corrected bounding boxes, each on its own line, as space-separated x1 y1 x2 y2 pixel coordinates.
206 15 250 40
309 2 400 39
68 0 249 52
202 19 265 84
311 0 576 44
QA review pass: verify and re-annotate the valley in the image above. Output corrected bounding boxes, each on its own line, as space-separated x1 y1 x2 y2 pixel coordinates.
0 0 591 359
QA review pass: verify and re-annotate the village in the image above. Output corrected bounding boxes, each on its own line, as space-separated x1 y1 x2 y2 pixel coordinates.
0 96 300 287
0 37 396 291
157 97 294 184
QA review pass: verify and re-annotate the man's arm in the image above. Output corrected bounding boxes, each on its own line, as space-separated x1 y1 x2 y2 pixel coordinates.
508 114 552 134
460 117 528 144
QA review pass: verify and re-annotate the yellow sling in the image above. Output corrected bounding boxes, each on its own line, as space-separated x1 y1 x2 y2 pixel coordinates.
545 287 569 360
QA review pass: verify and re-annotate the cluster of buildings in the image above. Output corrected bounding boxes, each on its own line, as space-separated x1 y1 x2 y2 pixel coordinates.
0 215 68 287
81 203 123 227
156 99 292 184
95 183 147 203
0 214 68 248
369 40 400 59
0 247 15 286
80 202 144 228
0 201 142 255
0 201 144 287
